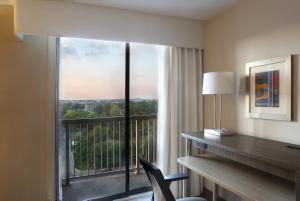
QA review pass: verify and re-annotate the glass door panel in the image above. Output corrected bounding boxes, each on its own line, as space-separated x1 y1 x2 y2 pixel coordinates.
59 37 126 201
129 42 164 190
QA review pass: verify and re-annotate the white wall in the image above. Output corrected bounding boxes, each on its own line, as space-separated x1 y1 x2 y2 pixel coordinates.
14 0 204 48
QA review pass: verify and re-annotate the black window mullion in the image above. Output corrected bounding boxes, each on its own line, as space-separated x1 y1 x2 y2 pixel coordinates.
125 43 130 194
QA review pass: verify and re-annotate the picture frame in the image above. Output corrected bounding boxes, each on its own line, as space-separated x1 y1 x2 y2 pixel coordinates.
245 56 292 121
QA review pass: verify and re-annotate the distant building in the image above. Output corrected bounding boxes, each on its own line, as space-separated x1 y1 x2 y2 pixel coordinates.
85 104 97 112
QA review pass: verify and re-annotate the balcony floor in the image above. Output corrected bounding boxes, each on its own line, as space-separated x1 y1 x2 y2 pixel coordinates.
62 173 150 201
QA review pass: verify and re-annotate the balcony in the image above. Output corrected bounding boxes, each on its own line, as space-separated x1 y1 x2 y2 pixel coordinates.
60 115 157 201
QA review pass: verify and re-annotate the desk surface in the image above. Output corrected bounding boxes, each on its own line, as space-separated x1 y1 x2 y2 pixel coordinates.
178 156 295 201
182 132 300 172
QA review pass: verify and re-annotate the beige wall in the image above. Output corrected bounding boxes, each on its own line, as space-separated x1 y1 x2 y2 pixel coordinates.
0 5 55 201
204 0 300 145
0 0 13 5
15 0 204 48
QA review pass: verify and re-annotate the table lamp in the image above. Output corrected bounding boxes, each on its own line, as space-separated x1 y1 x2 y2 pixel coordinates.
202 72 235 136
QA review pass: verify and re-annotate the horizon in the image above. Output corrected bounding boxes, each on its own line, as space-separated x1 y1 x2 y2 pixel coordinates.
59 98 158 101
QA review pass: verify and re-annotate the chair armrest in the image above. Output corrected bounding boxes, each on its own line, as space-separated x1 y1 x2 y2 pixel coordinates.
164 173 189 186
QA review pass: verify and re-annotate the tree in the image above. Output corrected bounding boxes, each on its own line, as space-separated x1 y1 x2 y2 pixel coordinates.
110 103 122 116
94 104 104 115
64 109 77 119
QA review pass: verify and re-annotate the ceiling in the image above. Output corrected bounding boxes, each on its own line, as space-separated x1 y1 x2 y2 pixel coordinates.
59 0 239 20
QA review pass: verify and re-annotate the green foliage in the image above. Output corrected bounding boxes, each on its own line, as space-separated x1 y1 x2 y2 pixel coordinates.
71 123 126 171
60 99 157 119
64 109 78 119
70 120 156 171
130 100 157 115
61 99 157 172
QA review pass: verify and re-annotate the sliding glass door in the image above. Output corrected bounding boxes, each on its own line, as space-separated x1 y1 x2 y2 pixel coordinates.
58 37 163 201
129 43 162 191
59 38 126 201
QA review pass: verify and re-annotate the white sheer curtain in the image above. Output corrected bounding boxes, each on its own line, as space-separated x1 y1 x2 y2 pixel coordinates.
157 46 203 197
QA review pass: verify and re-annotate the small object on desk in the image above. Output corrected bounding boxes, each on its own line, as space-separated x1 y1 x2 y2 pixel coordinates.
204 128 233 137
286 145 300 151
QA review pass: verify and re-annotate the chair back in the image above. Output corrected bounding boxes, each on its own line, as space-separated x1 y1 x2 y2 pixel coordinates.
139 155 176 201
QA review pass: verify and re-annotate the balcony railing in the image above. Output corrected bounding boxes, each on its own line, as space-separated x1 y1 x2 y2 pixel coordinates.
61 115 157 185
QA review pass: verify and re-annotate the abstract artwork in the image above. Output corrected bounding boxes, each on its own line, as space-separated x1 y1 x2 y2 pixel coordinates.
246 56 292 121
255 70 279 107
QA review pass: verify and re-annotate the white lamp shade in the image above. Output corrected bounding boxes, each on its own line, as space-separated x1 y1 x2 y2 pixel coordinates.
202 72 235 95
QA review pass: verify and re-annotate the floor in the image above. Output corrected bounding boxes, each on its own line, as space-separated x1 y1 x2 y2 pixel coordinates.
114 191 211 201
114 192 152 201
63 173 150 201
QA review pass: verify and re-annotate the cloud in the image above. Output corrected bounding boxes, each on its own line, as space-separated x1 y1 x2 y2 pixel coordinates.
61 45 78 59
60 37 124 59
59 37 162 100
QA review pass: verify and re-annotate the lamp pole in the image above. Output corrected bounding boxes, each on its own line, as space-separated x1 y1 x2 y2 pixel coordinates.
214 94 216 129
203 72 234 136
219 94 222 131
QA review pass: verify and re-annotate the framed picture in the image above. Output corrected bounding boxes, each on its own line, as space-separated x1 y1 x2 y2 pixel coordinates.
246 56 292 121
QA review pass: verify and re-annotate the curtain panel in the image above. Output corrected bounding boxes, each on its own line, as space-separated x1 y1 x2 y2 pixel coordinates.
157 46 203 197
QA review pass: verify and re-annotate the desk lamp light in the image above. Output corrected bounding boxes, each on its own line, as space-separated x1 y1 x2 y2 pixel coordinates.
202 72 235 136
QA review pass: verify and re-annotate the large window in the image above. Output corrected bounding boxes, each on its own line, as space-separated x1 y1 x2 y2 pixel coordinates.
58 37 164 201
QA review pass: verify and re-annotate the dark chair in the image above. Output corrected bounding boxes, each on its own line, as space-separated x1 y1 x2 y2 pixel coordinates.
139 155 207 201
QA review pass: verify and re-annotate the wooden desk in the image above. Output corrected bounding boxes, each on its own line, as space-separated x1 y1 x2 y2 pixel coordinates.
179 132 300 201
178 156 294 201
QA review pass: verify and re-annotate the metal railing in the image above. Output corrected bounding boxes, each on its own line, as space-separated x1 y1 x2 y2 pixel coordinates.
61 115 157 185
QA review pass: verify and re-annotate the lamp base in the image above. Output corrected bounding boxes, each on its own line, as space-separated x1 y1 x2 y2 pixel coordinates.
204 128 233 137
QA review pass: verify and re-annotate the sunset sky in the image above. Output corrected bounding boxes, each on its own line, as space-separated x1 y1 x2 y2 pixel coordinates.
59 37 164 100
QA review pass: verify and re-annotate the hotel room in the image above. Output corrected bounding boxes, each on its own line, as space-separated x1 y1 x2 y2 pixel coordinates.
1 0 300 201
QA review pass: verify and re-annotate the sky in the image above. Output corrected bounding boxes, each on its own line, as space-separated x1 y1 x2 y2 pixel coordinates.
59 37 164 100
